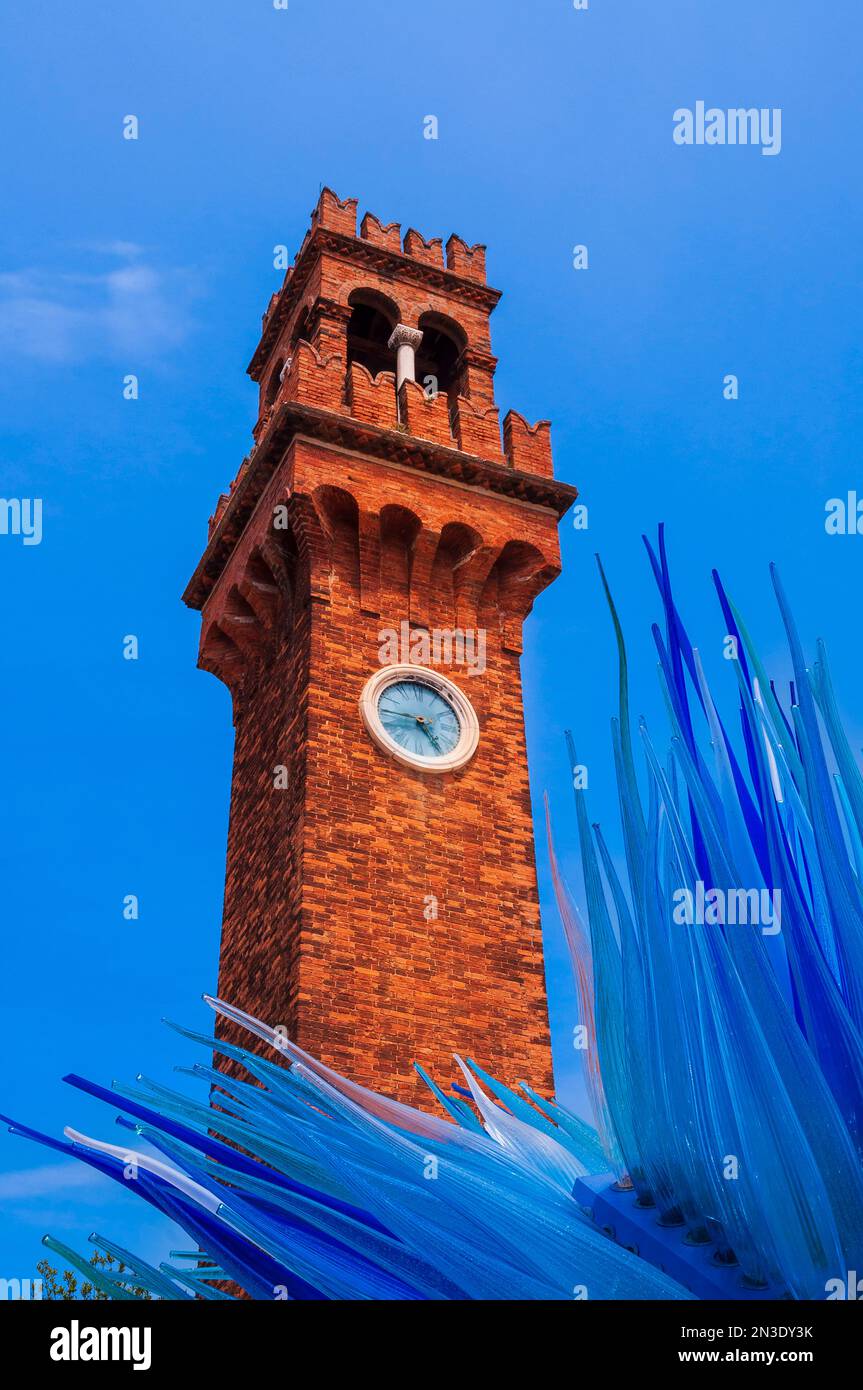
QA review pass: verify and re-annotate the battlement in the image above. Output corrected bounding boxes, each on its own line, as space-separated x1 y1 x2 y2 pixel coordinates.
346 360 398 430
246 344 550 471
202 368 570 565
252 188 498 382
398 377 453 446
503 410 554 478
311 187 487 282
208 191 570 558
359 211 402 255
311 186 359 238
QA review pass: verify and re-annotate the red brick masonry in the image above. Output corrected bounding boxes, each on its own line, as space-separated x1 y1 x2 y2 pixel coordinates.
184 190 577 1105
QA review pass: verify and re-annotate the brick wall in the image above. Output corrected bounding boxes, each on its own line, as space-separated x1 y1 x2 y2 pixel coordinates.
188 194 577 1106
203 437 560 1103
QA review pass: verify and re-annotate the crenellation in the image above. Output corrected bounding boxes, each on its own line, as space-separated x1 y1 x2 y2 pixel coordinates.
403 227 445 268
360 211 402 253
398 378 454 446
245 197 558 485
446 233 487 283
311 186 358 237
280 339 344 412
503 410 554 478
347 361 398 430
451 396 504 460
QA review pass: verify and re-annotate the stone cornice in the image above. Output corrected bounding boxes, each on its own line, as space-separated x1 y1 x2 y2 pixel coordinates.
247 226 503 382
183 402 578 611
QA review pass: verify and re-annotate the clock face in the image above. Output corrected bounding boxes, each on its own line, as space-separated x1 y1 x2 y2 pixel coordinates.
377 679 461 759
359 664 480 774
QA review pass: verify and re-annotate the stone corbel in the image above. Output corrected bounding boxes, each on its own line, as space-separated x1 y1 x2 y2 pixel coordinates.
290 493 334 604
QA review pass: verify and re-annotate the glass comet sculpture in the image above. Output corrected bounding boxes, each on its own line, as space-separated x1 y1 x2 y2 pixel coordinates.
5 527 863 1300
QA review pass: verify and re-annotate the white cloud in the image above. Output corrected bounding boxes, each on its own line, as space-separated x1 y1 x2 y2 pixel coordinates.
76 240 148 259
0 246 196 363
0 1162 107 1201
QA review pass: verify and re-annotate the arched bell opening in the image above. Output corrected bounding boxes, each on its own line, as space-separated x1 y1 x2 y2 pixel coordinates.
416 312 467 415
346 289 400 379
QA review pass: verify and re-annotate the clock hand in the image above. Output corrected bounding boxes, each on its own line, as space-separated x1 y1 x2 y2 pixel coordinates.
426 711 456 730
419 720 442 752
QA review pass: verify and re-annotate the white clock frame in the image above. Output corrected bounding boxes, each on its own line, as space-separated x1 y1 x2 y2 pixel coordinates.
359 664 480 774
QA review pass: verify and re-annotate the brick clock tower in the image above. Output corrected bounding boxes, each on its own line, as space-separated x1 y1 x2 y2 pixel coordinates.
183 190 577 1104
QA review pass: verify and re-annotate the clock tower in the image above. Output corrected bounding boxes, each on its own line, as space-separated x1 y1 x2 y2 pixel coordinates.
184 190 577 1104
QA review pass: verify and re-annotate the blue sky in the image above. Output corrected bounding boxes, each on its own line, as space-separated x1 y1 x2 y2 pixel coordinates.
1 0 861 1283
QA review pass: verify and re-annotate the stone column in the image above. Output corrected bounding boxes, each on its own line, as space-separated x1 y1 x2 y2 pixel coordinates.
388 323 424 391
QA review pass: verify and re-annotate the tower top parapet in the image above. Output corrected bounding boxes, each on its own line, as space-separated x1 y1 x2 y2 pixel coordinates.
249 187 499 383
185 191 576 612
